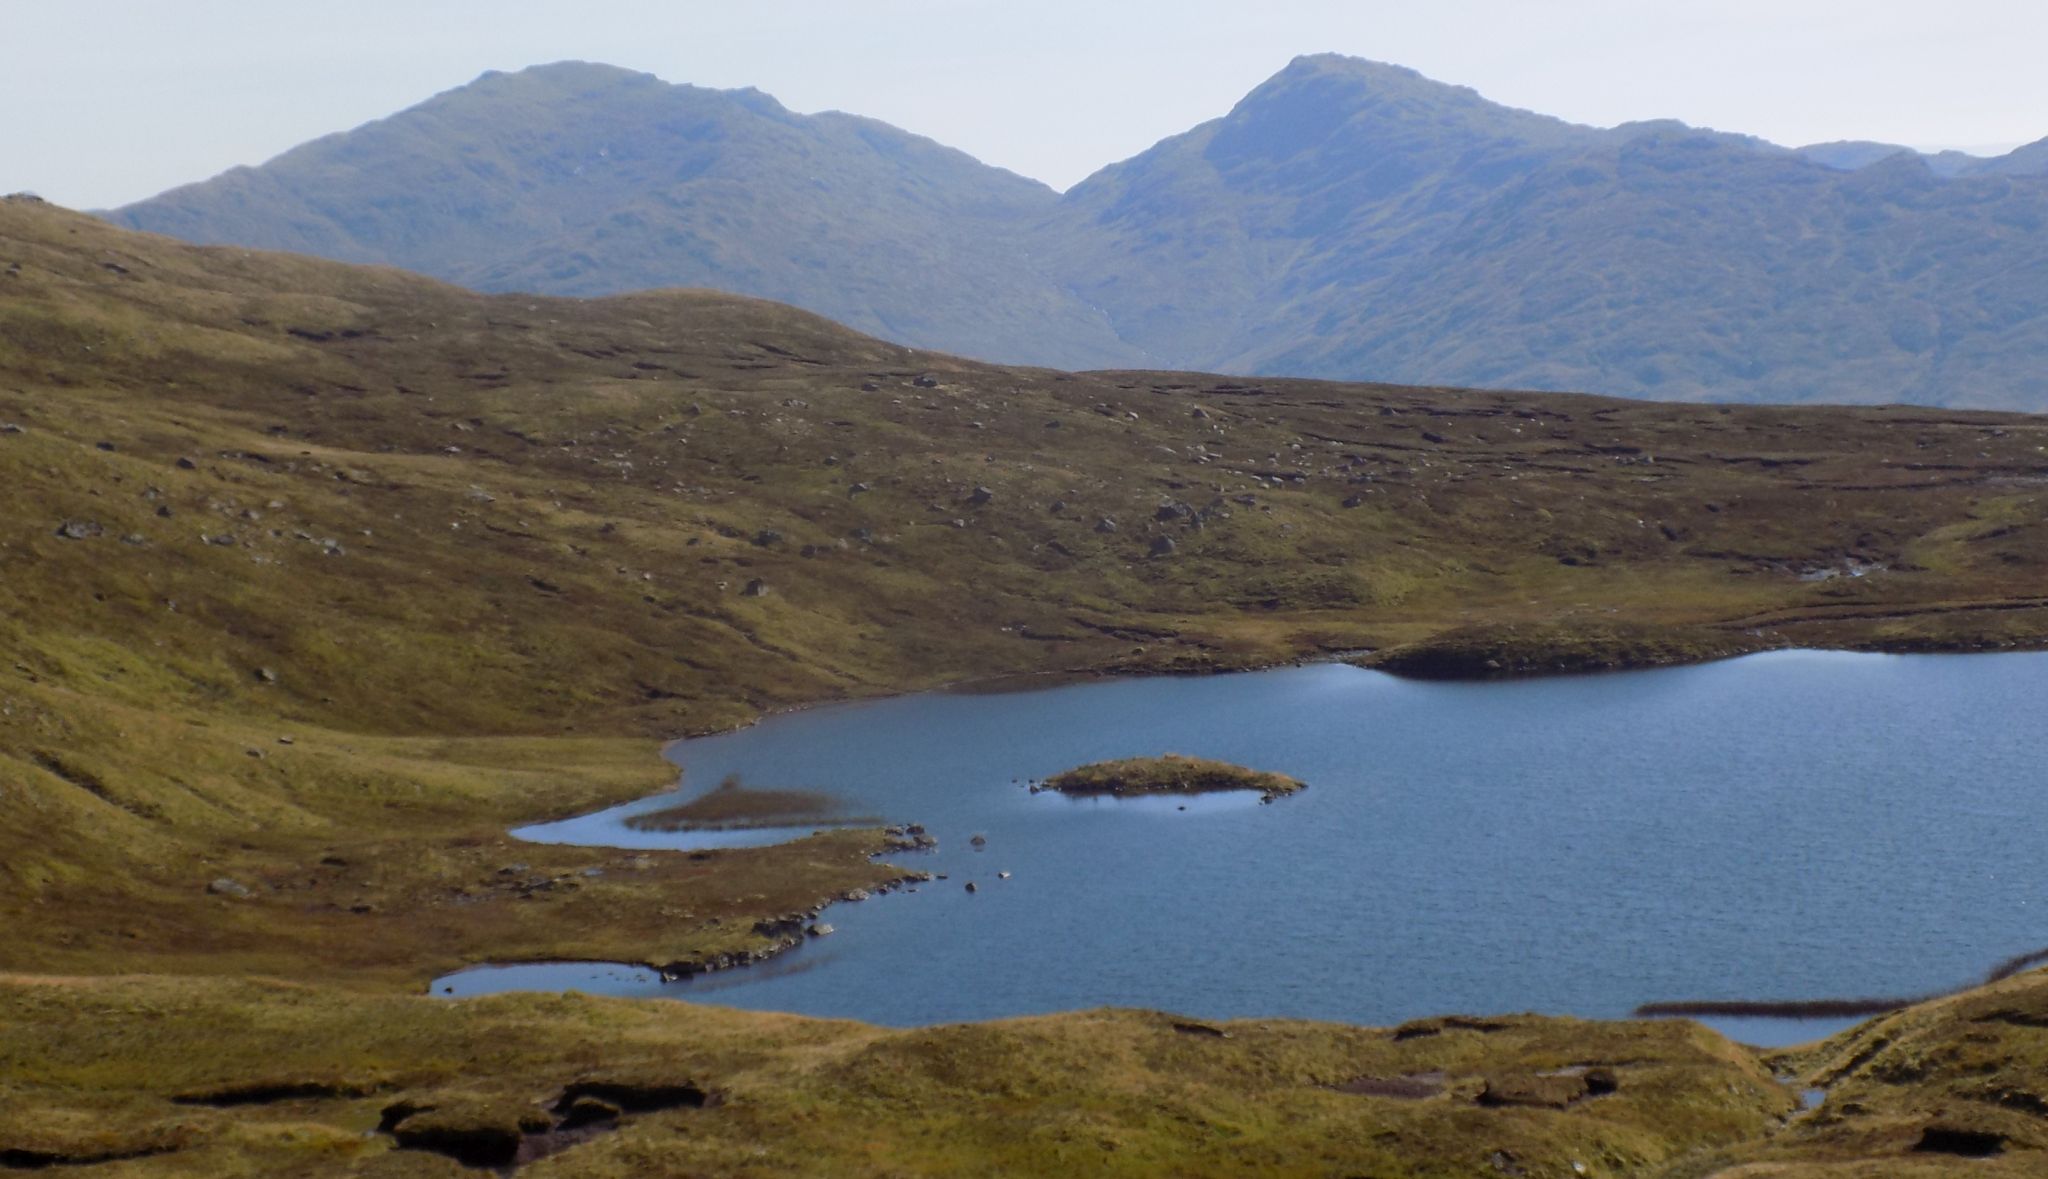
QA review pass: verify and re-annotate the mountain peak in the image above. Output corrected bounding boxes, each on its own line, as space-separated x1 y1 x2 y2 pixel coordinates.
1234 53 1475 117
1209 53 1600 168
466 60 660 94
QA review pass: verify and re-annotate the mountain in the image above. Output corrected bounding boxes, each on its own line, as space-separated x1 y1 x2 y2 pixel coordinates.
105 61 1139 369
111 56 2048 407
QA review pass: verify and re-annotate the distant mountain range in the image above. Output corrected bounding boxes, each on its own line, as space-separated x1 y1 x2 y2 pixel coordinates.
109 55 2048 408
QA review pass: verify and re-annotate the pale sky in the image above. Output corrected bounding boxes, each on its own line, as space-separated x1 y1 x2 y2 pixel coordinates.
4 0 2044 209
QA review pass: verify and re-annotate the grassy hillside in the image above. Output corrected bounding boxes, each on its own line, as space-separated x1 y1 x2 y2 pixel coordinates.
10 198 2048 1173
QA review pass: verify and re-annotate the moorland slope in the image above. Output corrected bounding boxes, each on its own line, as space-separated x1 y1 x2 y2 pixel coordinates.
9 198 2048 1174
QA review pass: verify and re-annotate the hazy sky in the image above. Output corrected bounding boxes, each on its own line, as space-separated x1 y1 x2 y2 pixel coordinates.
5 0 2045 209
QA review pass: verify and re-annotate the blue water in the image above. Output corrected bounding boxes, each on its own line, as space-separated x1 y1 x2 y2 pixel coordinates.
441 651 2048 1045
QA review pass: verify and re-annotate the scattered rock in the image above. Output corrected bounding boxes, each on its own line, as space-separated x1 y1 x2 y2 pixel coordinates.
206 878 251 898
0 422 23 434
53 520 102 540
741 578 769 597
255 667 278 684
752 529 783 547
1149 535 1178 557
969 834 987 847
175 456 197 470
964 881 978 893
95 441 116 452
1094 517 1118 534
967 486 994 506
912 374 940 388
807 923 834 937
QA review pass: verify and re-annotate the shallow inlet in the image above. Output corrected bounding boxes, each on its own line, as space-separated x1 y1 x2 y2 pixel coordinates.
442 650 2048 1047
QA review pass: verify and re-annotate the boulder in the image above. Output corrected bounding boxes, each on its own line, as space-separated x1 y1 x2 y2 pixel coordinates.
53 520 102 540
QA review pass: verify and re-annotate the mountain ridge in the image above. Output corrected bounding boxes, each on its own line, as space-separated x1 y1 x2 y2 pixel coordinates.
109 55 2048 406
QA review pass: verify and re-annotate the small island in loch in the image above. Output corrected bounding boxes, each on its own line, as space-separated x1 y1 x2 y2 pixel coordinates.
1036 754 1306 802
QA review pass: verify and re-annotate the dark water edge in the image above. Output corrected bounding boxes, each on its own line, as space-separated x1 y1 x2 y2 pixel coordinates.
440 650 2048 1049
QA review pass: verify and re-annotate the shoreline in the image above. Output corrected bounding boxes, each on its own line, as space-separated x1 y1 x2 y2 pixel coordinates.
462 642 2048 1039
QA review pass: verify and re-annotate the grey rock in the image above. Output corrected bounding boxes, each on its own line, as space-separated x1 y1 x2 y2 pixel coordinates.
54 520 102 540
1150 535 1178 557
207 877 251 898
1094 517 1118 534
741 578 769 597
